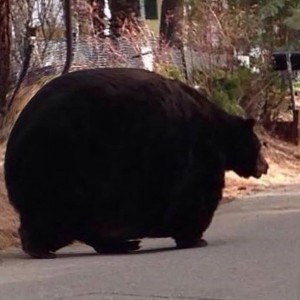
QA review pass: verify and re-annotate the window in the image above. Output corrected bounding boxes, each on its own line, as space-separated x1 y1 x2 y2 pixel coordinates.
145 0 158 20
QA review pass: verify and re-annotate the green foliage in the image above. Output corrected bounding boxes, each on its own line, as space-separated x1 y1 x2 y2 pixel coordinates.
213 77 240 113
154 62 186 81
261 73 290 123
191 67 253 116
160 0 299 120
259 0 285 19
222 0 300 50
284 7 300 30
211 89 244 116
154 62 246 116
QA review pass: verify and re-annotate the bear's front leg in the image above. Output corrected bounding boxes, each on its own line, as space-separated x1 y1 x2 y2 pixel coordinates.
172 211 213 249
165 185 222 249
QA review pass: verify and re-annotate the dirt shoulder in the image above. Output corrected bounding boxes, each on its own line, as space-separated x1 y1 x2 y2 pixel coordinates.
1 131 300 250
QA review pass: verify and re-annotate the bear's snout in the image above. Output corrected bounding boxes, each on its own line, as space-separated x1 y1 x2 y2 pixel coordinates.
254 152 269 178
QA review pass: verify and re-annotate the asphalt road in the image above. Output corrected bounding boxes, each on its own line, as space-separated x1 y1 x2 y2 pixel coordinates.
1 186 300 300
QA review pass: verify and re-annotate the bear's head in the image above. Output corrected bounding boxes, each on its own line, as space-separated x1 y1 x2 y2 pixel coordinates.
223 118 269 179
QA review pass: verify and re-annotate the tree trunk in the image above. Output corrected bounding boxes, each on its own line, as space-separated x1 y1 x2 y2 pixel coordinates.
159 0 183 48
108 0 140 37
159 0 188 82
91 0 106 37
62 0 73 74
0 0 11 119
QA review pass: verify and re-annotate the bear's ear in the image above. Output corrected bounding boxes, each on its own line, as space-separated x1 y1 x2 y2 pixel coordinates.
245 118 255 129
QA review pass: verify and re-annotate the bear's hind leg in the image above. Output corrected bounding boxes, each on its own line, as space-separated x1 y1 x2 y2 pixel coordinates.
19 223 74 259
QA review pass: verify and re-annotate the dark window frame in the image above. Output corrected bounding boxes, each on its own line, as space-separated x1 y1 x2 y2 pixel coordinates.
145 0 158 20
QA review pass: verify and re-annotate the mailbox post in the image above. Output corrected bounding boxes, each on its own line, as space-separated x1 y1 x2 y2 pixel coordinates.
272 51 300 144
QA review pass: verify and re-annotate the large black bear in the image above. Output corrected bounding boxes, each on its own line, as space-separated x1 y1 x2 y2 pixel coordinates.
4 68 268 258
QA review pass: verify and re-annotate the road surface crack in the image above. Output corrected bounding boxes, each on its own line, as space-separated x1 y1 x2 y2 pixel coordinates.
58 291 224 300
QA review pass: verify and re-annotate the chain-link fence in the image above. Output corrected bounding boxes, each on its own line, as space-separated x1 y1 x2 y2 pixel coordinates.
9 32 232 91
9 36 153 90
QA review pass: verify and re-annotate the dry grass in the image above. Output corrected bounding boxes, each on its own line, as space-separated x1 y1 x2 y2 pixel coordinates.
1 84 42 142
0 151 19 250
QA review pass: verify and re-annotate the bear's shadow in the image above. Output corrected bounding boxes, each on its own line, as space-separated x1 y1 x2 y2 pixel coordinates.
2 239 234 261
52 238 232 259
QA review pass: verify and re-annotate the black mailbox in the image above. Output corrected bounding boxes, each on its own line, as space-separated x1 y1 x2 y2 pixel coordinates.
272 52 300 71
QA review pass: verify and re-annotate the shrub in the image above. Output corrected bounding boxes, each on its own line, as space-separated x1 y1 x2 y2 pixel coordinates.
154 62 186 82
192 67 249 116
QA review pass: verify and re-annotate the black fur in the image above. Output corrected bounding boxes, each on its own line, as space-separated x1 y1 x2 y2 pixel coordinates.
4 68 268 258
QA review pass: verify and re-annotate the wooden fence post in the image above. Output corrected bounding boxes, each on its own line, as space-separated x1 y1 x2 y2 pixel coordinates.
292 109 300 145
